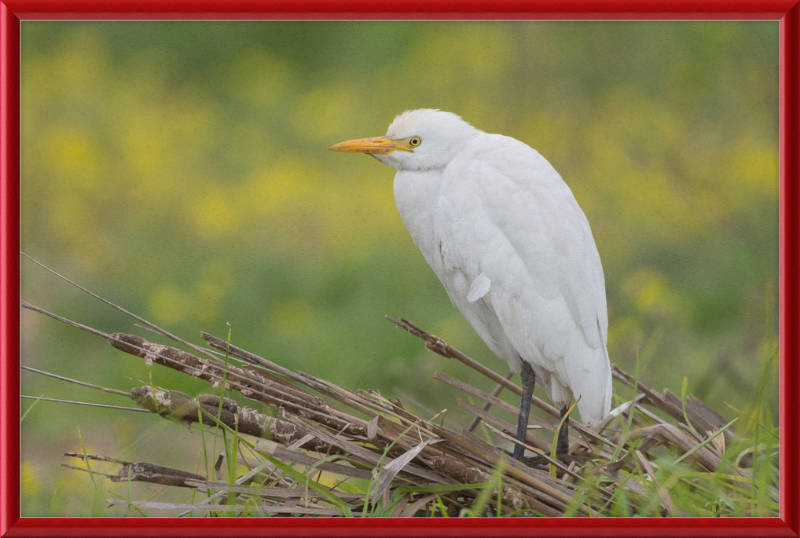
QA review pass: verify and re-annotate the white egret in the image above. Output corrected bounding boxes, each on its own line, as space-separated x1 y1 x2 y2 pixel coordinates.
329 109 612 462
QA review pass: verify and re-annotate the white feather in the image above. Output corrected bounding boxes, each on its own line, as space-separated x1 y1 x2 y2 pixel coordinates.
467 272 491 302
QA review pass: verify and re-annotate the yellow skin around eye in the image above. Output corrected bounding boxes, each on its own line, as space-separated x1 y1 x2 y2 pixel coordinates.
392 136 422 150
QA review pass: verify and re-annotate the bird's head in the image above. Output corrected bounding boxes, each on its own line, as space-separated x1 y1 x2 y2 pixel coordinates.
328 109 481 172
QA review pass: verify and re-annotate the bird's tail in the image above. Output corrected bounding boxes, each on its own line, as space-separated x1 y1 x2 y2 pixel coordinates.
568 344 613 427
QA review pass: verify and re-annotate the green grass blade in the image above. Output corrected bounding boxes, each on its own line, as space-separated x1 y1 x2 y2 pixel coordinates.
20 394 44 423
466 458 505 517
255 450 354 517
674 417 738 465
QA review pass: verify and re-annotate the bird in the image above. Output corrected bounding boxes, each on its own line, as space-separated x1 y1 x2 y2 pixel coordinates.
329 109 612 463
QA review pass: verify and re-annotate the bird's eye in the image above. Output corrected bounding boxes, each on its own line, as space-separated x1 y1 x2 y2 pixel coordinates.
409 137 422 147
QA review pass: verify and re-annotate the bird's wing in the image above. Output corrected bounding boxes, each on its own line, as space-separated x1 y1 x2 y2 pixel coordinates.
441 136 608 355
419 134 611 422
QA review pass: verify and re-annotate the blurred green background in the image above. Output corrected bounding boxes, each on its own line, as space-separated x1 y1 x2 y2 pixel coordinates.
20 21 778 516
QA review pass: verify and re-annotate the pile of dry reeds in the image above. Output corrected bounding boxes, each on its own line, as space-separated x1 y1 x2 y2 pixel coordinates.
23 281 774 517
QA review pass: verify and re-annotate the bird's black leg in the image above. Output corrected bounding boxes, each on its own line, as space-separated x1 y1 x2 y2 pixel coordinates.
502 366 584 466
555 404 570 460
509 403 577 466
512 361 535 461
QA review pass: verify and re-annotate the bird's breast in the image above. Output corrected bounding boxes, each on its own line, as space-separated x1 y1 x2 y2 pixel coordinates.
392 169 443 259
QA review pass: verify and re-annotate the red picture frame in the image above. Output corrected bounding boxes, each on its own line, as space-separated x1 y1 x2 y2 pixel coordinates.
1 1 798 536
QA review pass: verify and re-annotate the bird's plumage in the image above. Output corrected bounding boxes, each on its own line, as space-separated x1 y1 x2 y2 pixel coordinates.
333 108 612 427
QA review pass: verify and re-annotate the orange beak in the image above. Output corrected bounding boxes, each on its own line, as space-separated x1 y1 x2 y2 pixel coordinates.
328 136 411 155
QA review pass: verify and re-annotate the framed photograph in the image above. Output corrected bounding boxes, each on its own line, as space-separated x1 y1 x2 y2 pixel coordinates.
2 1 798 536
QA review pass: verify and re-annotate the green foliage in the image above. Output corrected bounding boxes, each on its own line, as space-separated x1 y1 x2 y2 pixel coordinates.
20 21 779 516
